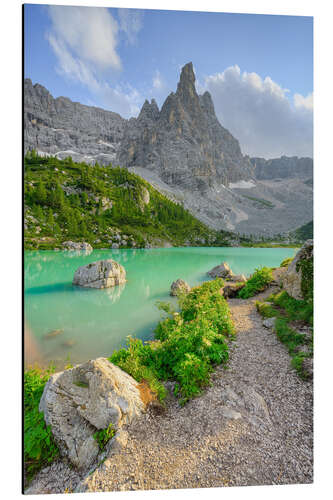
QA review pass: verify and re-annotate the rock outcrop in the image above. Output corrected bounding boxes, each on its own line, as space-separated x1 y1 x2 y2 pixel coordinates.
207 262 234 279
73 259 126 289
251 156 313 181
62 241 93 252
282 240 313 300
221 282 246 298
170 279 191 296
39 358 147 469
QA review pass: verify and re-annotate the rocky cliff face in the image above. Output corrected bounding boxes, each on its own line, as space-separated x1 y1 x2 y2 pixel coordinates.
117 63 254 191
24 78 126 165
251 156 313 181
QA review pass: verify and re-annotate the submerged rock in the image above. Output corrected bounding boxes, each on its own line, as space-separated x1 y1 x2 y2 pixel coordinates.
73 259 126 289
207 262 234 279
39 358 148 469
170 279 191 296
44 329 64 340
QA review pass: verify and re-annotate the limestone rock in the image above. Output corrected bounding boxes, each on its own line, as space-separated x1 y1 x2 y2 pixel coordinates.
170 279 191 296
222 282 245 298
73 259 126 289
226 274 247 283
39 358 147 469
262 317 276 329
62 241 93 252
207 262 234 279
282 240 313 300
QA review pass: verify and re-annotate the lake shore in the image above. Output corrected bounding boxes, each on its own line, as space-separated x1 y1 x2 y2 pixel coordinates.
26 282 312 493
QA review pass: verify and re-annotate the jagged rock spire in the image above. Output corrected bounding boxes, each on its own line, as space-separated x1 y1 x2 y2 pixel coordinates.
138 99 160 122
176 62 198 105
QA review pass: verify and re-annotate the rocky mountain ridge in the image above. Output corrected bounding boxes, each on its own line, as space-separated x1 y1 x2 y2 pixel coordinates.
24 63 313 235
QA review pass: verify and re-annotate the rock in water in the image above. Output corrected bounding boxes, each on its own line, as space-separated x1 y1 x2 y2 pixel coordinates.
72 259 126 289
170 279 191 296
282 240 313 300
207 262 234 279
39 358 148 469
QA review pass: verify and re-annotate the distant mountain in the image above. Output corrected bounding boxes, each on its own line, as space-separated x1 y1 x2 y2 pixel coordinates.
251 156 313 181
24 63 313 236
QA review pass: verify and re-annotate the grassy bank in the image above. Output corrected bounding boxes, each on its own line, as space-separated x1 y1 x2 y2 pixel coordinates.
256 291 313 379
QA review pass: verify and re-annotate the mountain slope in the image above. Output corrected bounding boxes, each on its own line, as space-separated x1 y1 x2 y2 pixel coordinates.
24 153 234 250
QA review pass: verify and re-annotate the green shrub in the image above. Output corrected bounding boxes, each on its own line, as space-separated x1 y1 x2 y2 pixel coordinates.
93 423 116 451
271 290 313 326
255 301 278 318
238 267 273 299
280 256 293 268
24 367 59 484
110 279 234 405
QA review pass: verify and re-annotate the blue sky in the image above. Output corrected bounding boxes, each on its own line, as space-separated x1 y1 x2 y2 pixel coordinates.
24 4 313 158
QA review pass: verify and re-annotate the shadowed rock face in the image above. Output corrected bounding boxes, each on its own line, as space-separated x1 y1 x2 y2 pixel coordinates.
251 156 313 181
24 78 126 165
117 62 254 191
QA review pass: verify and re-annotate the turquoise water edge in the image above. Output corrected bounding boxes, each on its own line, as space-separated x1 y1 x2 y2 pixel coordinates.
24 247 296 368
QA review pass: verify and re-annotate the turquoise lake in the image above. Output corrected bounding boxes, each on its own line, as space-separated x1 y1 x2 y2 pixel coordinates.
24 247 296 368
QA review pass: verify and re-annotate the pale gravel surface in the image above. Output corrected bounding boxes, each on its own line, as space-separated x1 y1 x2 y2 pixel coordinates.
26 285 313 494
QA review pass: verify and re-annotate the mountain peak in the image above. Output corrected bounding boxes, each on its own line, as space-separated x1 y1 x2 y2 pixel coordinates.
176 62 197 101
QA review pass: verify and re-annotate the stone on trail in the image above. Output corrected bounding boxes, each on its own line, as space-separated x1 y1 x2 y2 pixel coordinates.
262 317 276 329
39 358 149 469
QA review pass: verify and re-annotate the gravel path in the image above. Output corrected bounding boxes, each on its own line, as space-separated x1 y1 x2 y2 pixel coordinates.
26 286 313 494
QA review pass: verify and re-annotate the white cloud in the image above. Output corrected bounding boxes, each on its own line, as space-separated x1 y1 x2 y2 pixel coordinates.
46 5 141 118
153 70 163 90
204 65 313 158
48 5 121 71
294 92 313 111
117 8 143 45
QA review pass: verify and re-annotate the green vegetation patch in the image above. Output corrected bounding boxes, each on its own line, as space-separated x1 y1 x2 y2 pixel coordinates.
24 152 232 249
93 423 116 451
110 279 235 405
256 290 313 379
238 267 273 299
280 256 293 268
24 366 59 485
242 195 275 209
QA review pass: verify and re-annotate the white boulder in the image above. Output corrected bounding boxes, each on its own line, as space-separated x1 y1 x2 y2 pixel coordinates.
73 259 126 289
